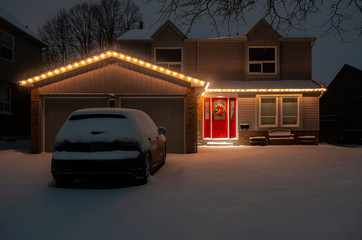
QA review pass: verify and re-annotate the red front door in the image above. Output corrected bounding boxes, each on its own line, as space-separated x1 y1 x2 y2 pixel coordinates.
212 98 228 138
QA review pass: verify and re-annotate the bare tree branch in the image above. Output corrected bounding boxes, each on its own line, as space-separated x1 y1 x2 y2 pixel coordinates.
149 0 362 39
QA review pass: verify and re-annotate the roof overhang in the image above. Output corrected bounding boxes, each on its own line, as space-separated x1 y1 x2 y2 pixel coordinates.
204 80 326 94
19 50 206 88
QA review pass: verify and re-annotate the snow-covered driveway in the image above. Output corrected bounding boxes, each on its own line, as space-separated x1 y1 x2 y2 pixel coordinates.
1 144 362 240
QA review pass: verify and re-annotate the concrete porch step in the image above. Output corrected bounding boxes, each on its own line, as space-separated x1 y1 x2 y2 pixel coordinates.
206 141 235 147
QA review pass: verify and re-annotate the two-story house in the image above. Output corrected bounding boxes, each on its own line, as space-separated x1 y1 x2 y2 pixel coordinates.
0 8 46 137
20 18 324 154
118 19 325 145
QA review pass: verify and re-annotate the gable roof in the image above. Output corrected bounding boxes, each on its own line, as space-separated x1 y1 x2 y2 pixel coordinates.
19 50 206 88
151 20 186 40
244 18 281 39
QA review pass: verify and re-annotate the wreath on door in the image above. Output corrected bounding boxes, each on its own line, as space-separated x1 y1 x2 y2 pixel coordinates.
214 104 225 116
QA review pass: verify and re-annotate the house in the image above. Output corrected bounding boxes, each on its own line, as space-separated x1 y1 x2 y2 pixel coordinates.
0 8 46 137
320 64 362 143
20 18 325 154
118 19 325 146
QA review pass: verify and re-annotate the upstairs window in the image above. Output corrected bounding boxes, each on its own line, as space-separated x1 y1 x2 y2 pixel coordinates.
155 48 182 72
248 47 276 74
1 31 14 62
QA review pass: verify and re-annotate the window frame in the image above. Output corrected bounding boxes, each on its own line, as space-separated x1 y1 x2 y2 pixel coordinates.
0 86 12 115
154 47 183 72
1 31 14 63
259 96 278 128
248 46 276 75
258 95 301 128
281 97 300 127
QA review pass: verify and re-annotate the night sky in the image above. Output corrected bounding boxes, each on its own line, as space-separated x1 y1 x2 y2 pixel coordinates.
1 0 361 86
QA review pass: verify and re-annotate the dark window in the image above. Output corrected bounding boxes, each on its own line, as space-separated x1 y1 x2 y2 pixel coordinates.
0 86 11 114
1 31 14 62
248 47 276 74
155 49 182 62
249 48 275 61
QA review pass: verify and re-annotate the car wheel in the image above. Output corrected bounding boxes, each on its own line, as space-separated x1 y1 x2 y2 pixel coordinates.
55 176 73 187
139 153 151 185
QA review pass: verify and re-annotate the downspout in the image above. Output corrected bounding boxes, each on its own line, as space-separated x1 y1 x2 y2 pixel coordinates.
197 41 200 75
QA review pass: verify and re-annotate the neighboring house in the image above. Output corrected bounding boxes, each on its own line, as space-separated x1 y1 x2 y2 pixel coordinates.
20 18 325 154
320 64 362 144
0 8 46 137
118 19 325 145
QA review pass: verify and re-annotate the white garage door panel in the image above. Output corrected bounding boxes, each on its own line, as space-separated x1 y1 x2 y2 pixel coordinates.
121 98 185 153
44 97 108 152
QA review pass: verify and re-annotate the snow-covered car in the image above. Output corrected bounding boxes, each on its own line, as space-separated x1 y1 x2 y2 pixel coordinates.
51 108 166 185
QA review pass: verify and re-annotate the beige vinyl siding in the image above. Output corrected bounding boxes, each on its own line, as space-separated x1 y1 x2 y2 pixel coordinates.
183 43 198 76
118 42 152 61
302 96 319 130
152 25 184 43
184 41 245 81
38 63 187 95
280 42 312 80
238 98 256 130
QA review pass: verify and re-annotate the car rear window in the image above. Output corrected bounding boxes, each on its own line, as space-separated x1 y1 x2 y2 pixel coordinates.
69 114 126 121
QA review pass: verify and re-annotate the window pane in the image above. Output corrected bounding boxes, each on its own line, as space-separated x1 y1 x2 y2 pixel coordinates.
261 98 276 116
205 101 209 120
0 88 10 101
1 46 13 61
1 32 13 48
262 117 275 125
155 49 181 62
250 64 261 72
249 48 275 61
263 63 275 73
283 98 298 116
283 117 297 125
214 101 226 120
230 100 235 119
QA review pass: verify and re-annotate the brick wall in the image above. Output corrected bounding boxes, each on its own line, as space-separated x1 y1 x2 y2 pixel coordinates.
185 87 197 153
30 88 41 153
239 130 319 145
197 97 204 144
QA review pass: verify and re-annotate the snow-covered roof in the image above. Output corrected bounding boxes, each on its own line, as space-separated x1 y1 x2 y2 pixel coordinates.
118 19 315 41
0 8 45 45
118 28 155 40
206 80 325 93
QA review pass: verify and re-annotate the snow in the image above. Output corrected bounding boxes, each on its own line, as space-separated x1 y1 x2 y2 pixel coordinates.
52 150 140 160
208 80 322 89
1 144 362 240
0 8 43 43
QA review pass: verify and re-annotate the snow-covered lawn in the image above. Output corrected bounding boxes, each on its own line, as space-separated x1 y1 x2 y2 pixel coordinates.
1 144 362 240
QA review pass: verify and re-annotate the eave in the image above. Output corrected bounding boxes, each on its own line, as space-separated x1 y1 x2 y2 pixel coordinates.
19 50 206 88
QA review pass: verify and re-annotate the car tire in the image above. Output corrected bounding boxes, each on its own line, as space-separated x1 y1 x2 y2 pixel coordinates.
138 153 151 185
55 176 73 187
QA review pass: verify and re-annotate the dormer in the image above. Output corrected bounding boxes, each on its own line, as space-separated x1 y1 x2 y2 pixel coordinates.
245 19 281 80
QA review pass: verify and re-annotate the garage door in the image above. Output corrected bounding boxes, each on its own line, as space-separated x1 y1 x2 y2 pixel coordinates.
44 97 108 152
121 98 185 153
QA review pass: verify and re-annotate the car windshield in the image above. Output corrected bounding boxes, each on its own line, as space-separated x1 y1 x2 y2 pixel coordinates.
69 114 126 120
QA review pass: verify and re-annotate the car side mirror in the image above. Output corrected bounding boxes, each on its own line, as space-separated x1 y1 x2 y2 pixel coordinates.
158 127 166 135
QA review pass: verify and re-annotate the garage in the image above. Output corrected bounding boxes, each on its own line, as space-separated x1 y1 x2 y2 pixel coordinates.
121 97 185 153
24 52 202 153
43 97 108 152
